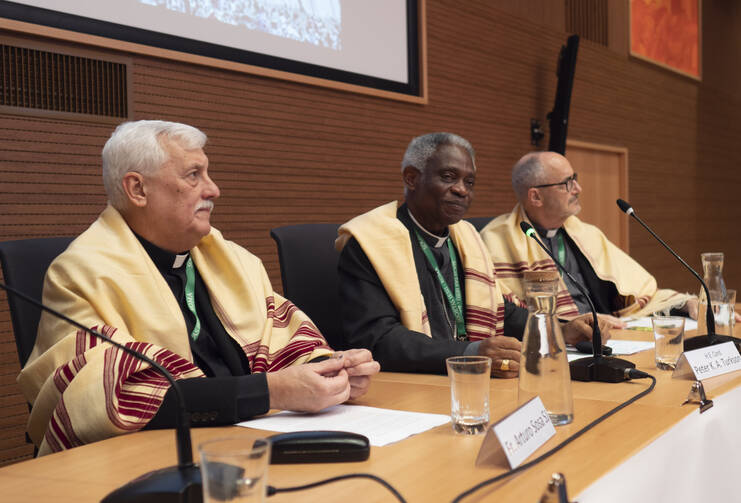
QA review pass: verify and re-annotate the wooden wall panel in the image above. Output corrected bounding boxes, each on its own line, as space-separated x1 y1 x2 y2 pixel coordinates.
489 0 566 32
1 0 741 465
566 0 609 46
565 141 629 252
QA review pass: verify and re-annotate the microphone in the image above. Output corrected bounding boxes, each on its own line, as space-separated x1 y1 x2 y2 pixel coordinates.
616 199 741 352
519 221 636 382
0 281 201 503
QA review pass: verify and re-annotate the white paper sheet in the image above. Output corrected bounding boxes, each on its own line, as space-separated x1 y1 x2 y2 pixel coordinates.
622 315 697 332
623 316 653 330
567 339 654 362
237 405 450 447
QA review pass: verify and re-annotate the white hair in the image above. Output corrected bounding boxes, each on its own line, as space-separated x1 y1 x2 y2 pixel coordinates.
401 132 476 173
102 120 207 209
511 152 546 201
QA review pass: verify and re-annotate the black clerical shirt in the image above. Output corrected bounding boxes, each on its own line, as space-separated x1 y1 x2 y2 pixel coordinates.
135 235 270 429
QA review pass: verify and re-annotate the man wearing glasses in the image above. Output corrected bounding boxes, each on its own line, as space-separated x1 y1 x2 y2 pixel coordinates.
480 151 696 321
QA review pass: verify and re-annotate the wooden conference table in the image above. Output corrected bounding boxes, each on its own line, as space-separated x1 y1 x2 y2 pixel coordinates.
2 329 741 502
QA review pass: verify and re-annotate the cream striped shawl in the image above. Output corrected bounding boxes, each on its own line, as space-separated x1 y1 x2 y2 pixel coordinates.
18 205 330 455
480 204 690 319
336 201 517 340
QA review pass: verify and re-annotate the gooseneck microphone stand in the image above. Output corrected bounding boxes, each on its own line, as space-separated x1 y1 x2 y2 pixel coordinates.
616 199 741 352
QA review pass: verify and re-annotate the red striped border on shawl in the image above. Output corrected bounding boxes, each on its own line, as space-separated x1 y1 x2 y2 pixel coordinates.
43 326 201 453
242 340 266 371
117 352 199 419
53 353 87 394
458 222 507 340
556 292 581 318
44 396 79 451
466 303 506 341
256 337 321 372
464 267 498 286
494 259 555 278
250 327 329 372
103 341 201 430
243 297 330 373
465 305 504 340
271 299 301 329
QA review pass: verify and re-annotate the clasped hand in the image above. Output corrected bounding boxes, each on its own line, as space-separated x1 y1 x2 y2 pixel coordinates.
266 348 380 413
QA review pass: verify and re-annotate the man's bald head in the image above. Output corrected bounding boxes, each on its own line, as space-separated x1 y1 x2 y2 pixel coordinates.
512 151 582 229
512 151 571 201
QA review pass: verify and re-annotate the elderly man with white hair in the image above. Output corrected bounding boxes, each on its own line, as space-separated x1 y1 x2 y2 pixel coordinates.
18 120 378 455
336 133 603 378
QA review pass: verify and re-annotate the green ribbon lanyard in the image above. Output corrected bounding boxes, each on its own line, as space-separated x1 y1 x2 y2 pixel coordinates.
555 232 566 275
184 256 202 341
413 229 466 339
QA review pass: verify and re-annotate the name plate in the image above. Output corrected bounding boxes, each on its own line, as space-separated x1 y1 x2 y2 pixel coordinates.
476 397 555 469
673 341 741 380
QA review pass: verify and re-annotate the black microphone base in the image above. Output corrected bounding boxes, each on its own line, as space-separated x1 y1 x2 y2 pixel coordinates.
102 463 202 503
569 356 636 383
684 333 741 353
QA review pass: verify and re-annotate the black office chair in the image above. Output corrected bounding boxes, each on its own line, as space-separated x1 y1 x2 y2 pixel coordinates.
0 237 74 367
270 224 344 350
465 216 492 232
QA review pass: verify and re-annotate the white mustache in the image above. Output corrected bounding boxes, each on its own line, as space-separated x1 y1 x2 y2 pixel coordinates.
196 200 214 212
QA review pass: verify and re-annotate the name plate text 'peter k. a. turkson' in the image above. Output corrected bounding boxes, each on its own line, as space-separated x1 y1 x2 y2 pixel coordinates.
673 341 741 380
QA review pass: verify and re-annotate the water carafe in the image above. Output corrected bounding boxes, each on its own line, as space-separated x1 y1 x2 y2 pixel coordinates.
697 252 731 336
518 270 573 426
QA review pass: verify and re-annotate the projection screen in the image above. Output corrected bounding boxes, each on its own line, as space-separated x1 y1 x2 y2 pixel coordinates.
0 0 423 99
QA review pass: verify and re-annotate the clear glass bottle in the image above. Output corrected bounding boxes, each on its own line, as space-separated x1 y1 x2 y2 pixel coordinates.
518 270 573 426
697 252 730 335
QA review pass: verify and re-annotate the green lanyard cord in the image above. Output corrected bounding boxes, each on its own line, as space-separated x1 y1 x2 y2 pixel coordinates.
555 232 566 276
413 229 467 339
184 256 202 341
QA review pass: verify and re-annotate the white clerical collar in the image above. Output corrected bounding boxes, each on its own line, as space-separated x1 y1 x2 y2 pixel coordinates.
525 211 559 239
172 253 189 269
407 209 449 248
530 221 560 239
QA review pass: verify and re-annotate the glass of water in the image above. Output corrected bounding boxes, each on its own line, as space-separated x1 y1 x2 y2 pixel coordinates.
446 356 491 434
200 437 271 503
652 316 685 370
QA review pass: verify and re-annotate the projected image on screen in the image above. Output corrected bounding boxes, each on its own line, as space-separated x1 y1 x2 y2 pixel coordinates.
139 0 342 50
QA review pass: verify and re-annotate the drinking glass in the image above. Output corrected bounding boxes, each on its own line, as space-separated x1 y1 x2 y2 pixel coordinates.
446 356 491 434
652 316 685 370
200 437 271 503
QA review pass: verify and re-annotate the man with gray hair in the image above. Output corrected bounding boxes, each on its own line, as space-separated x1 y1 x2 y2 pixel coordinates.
18 120 379 455
481 151 696 321
336 134 602 377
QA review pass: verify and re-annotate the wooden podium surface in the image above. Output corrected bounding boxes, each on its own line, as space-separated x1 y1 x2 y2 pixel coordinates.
3 330 740 502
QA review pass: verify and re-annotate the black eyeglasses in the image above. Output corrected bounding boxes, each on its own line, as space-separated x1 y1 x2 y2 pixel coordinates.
532 172 578 192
